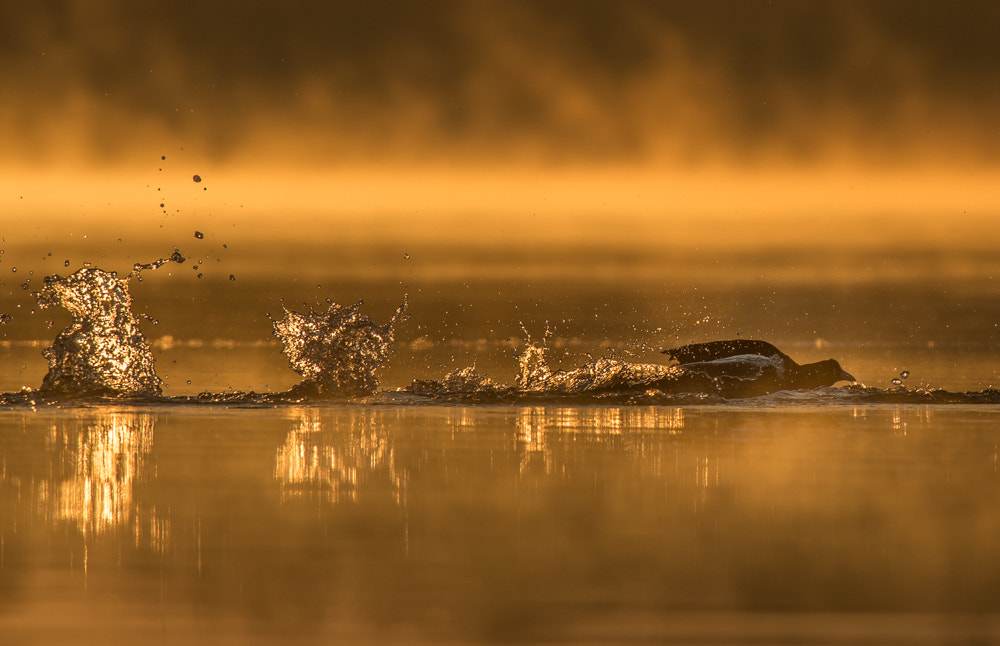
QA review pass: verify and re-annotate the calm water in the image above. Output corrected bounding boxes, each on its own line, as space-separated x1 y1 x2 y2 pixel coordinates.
1 404 999 644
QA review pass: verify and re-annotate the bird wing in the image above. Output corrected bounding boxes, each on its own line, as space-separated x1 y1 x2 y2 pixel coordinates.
661 339 789 364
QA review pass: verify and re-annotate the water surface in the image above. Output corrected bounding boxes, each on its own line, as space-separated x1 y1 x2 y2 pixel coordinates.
3 215 1000 644
1 404 999 644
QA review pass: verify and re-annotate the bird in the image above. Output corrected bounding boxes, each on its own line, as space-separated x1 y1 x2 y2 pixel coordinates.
658 339 855 398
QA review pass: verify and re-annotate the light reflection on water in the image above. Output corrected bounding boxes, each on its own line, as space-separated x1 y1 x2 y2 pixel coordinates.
274 408 406 506
10 410 169 564
515 406 685 476
1 404 1000 644
51 413 157 537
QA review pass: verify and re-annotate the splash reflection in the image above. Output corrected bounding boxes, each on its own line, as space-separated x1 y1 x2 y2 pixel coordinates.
30 410 166 552
274 408 406 505
2 406 999 643
516 406 685 474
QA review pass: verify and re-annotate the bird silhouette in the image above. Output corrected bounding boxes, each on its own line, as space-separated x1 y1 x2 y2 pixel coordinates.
659 339 855 398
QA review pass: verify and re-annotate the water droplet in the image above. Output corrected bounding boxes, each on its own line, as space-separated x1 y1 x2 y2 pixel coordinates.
229 274 236 281
186 380 192 385
159 203 165 208
194 231 204 239
404 252 410 260
20 282 30 291
197 273 203 279
10 267 16 273
900 370 910 379
891 378 903 386
64 260 70 267
193 174 202 183
161 155 166 160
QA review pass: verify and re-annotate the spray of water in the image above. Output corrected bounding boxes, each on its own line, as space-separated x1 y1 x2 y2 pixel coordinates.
32 252 186 397
272 296 408 397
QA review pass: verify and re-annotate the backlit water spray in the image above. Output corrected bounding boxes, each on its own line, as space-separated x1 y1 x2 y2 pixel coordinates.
31 251 187 396
272 297 408 397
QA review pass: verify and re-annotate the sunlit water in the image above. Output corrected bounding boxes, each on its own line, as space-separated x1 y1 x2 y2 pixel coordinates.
2 239 1000 643
1 404 999 644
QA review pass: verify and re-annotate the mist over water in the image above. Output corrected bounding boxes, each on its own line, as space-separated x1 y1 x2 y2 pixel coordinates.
3 1 1000 167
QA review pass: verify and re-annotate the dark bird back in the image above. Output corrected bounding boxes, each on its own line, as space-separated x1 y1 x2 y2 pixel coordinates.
660 339 855 397
662 339 788 364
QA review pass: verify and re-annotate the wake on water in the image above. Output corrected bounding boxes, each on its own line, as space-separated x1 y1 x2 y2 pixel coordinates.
2 257 999 407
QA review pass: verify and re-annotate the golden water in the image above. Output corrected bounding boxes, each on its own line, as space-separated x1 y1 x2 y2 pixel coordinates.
1 404 999 644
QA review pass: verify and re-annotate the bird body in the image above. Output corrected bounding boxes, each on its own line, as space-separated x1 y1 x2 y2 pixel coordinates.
659 340 855 398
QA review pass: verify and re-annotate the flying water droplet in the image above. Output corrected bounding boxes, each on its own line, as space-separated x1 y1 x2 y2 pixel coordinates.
900 370 910 379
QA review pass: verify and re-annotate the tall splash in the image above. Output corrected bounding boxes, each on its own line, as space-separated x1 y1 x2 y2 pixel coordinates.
33 252 184 397
273 297 408 397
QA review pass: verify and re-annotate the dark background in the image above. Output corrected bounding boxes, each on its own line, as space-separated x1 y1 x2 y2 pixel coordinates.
3 0 999 166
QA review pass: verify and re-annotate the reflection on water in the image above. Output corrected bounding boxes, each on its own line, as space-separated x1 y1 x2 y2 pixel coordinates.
50 412 159 540
2 405 1000 644
274 407 406 506
516 406 685 475
3 410 167 562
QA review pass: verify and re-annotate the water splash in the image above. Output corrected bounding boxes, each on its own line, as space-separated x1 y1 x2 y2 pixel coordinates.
273 296 408 397
131 249 185 278
513 342 685 395
403 336 691 402
32 252 185 397
406 366 506 399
